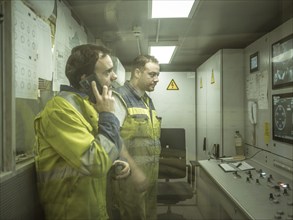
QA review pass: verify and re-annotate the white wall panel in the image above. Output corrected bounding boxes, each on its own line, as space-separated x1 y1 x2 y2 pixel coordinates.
150 72 196 161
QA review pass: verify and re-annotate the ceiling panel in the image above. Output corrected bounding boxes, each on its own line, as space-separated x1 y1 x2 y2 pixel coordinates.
67 0 292 71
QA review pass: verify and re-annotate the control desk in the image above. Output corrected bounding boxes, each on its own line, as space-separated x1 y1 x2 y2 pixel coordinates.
197 159 293 220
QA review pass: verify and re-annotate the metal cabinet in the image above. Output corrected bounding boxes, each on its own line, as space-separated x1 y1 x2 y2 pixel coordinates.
196 49 245 160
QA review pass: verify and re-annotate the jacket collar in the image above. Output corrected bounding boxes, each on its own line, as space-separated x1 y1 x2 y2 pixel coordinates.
60 85 88 99
124 81 149 101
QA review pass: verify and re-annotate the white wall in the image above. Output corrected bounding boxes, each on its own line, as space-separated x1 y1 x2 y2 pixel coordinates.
149 72 196 161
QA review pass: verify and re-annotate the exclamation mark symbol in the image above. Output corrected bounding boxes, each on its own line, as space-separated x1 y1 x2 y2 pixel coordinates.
211 69 215 84
167 79 179 90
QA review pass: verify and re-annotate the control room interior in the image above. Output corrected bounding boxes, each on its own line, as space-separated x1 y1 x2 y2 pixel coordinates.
0 0 293 220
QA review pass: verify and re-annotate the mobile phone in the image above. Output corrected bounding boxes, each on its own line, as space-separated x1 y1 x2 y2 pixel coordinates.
79 74 103 103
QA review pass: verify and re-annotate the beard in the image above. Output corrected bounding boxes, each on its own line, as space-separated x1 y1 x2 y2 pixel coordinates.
146 84 156 92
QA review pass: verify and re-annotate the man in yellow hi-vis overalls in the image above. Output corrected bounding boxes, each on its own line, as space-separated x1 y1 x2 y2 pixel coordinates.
112 55 162 220
34 44 131 220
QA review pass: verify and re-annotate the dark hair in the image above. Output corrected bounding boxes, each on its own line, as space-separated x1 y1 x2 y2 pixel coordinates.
131 54 159 75
65 44 111 88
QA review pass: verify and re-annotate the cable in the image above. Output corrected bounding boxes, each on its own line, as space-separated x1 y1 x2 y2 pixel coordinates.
245 143 293 161
135 36 141 55
245 148 263 160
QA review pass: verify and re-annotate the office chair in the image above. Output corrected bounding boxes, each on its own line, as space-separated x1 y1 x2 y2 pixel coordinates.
157 128 194 220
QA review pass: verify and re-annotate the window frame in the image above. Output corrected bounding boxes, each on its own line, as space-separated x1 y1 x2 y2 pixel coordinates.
1 0 15 174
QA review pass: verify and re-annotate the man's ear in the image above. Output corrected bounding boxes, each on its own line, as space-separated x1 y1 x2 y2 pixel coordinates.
134 68 141 78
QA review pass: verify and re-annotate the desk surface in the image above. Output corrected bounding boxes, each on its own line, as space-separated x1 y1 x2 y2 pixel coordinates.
198 159 293 220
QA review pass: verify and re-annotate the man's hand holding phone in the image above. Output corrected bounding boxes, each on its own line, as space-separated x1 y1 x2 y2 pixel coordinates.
91 81 115 113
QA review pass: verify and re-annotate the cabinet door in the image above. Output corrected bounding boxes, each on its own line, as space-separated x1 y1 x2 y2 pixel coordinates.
197 50 222 159
206 51 222 155
196 67 207 160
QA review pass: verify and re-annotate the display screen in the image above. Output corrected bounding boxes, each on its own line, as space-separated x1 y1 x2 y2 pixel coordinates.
272 93 293 144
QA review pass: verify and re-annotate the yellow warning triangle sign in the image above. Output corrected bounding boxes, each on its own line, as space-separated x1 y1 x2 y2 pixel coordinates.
167 79 179 90
211 69 215 84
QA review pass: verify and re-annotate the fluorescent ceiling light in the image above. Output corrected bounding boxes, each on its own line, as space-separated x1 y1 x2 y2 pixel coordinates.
150 46 176 64
151 0 195 18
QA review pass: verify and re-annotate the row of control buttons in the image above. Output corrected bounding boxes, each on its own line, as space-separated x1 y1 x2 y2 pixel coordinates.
228 164 292 220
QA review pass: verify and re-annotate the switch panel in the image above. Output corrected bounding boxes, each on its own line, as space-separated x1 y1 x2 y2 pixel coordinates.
198 159 293 220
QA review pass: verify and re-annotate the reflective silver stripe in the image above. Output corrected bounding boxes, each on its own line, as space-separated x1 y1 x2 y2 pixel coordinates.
133 155 160 165
58 91 83 114
58 91 118 163
124 138 160 148
80 141 101 175
96 134 119 162
38 166 84 183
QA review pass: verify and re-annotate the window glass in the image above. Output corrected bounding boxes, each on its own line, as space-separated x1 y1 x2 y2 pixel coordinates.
15 98 40 162
15 89 54 163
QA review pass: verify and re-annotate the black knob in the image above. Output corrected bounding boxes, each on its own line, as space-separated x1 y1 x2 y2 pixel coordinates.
273 199 279 204
256 179 260 184
269 193 274 200
274 185 281 191
283 189 288 195
233 171 241 178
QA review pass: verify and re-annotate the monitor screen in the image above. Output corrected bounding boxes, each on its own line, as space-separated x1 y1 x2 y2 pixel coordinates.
272 93 293 144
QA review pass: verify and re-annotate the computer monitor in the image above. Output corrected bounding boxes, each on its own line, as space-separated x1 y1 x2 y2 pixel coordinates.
272 93 293 144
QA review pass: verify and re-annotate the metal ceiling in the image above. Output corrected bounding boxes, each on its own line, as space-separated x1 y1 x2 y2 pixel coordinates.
66 0 292 72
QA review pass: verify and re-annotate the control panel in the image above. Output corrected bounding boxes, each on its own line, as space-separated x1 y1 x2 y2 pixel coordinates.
198 159 293 220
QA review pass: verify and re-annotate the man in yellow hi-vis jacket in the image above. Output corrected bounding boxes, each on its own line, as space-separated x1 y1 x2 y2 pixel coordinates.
112 55 162 220
34 44 130 220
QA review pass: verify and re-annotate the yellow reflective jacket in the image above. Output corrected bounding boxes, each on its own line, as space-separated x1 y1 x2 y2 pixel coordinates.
34 85 121 220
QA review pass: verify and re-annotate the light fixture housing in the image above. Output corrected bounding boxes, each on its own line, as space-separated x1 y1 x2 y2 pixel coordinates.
149 46 176 64
151 0 196 18
149 40 178 64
